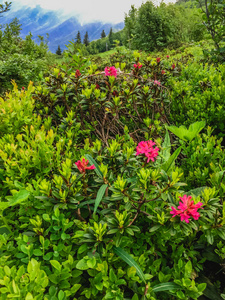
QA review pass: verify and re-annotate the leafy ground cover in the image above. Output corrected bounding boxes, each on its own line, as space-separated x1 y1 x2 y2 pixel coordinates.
1 43 225 300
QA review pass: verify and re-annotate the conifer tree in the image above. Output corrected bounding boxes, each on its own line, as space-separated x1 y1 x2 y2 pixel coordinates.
56 45 62 55
83 31 89 46
108 27 113 45
101 29 106 39
75 31 81 44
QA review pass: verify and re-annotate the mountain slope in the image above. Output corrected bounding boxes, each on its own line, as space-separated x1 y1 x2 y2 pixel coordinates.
1 5 124 52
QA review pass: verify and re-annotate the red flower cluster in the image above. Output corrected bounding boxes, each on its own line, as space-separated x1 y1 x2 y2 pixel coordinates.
170 195 203 223
75 158 95 174
161 70 165 75
172 64 176 70
104 66 117 78
133 62 142 69
136 140 159 163
156 57 161 63
166 55 170 59
75 69 81 78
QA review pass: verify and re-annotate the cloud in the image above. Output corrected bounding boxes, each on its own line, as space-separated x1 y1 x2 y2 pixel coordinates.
11 0 173 24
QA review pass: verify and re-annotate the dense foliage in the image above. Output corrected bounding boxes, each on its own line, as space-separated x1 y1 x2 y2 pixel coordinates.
1 0 225 299
123 1 206 51
0 15 54 93
1 42 225 299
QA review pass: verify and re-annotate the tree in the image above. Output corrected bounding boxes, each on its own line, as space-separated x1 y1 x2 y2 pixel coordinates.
101 29 106 38
56 45 62 55
108 27 113 46
0 1 11 17
75 31 81 44
124 5 137 49
197 0 225 58
1 17 22 45
83 31 89 46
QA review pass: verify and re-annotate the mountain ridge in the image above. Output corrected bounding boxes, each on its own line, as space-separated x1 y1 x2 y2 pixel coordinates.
1 5 124 52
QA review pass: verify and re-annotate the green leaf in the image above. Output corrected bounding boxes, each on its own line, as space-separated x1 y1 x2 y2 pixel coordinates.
33 249 43 256
76 258 89 270
58 290 65 300
6 189 30 207
25 292 34 300
50 260 62 272
71 284 81 294
152 282 181 293
162 130 171 161
94 184 108 213
162 147 181 173
149 225 161 232
206 230 214 245
109 268 117 283
85 154 103 178
186 187 207 197
0 202 9 211
113 246 146 283
166 121 206 142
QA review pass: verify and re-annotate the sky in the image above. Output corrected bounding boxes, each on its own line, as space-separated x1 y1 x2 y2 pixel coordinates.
11 0 176 24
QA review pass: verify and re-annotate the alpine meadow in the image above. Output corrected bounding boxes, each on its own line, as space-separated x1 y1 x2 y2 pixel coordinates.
0 0 225 299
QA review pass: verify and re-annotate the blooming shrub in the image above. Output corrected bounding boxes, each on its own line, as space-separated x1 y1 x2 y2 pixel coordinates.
75 158 95 173
154 80 161 86
170 195 203 223
134 62 143 69
104 66 117 77
0 45 225 300
136 140 159 162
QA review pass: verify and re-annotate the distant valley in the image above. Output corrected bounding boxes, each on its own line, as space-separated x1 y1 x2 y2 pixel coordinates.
1 5 124 52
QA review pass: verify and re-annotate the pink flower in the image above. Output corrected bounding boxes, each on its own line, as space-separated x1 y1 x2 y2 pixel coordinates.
172 64 176 70
136 140 159 163
134 62 142 69
156 57 161 63
170 195 203 223
104 66 117 78
166 55 169 59
154 80 161 86
75 158 95 174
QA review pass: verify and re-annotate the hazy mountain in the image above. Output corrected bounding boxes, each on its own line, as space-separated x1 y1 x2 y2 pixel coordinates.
1 5 124 52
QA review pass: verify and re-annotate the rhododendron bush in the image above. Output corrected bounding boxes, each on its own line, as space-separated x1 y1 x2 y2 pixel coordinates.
0 45 225 300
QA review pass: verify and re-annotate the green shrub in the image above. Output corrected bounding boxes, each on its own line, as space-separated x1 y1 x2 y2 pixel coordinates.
1 45 225 299
168 60 225 137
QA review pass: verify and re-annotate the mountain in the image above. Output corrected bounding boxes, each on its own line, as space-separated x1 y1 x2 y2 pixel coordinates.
1 5 124 52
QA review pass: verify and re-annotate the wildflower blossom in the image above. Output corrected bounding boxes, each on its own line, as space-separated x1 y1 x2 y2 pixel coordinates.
156 57 161 63
136 140 159 163
75 158 95 174
104 66 117 78
134 62 143 69
166 55 169 59
172 64 176 70
75 69 81 78
170 195 203 223
154 80 161 86
161 70 165 75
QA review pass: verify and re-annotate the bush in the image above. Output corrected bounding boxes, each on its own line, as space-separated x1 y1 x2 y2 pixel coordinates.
1 45 225 299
